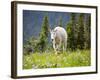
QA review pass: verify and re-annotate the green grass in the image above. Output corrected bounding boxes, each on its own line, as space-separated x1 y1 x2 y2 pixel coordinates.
23 50 91 69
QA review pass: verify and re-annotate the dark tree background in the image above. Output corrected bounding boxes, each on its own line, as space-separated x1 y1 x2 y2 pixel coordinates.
66 13 91 50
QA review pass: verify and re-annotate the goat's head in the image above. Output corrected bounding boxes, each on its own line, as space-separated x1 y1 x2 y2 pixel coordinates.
50 29 57 42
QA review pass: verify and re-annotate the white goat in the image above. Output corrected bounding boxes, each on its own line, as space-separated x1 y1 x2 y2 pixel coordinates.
50 26 67 54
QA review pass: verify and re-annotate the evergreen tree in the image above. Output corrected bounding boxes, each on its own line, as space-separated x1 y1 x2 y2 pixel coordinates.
87 15 91 49
77 13 85 49
66 13 90 50
37 16 49 52
70 13 76 50
66 13 77 50
84 14 91 49
66 22 71 49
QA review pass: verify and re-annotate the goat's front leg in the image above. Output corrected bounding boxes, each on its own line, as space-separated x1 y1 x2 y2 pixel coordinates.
53 41 57 54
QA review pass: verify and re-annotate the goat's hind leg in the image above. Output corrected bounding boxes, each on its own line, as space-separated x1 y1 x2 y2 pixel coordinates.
53 43 58 55
63 41 67 53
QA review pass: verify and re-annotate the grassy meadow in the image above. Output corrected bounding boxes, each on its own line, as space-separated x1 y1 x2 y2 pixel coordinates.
23 50 91 69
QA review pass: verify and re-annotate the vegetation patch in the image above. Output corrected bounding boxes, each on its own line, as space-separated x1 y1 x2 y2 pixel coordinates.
23 50 90 69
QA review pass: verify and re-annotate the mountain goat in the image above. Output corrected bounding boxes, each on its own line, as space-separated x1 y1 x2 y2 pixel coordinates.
50 26 67 54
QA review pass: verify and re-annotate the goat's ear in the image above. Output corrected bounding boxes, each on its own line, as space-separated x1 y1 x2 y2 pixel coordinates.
54 29 57 32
